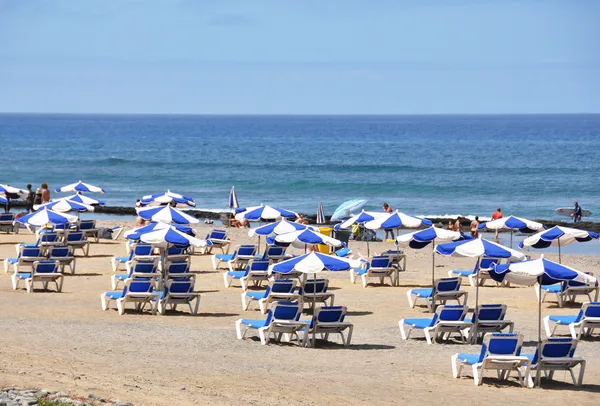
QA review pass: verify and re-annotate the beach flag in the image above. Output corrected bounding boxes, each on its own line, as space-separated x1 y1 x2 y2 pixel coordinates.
229 186 239 210
316 201 325 224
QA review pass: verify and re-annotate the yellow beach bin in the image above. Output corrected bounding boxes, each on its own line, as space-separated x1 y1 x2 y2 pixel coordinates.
317 227 334 254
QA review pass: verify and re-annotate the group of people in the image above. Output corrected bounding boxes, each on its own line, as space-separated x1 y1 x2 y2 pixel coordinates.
3 183 50 214
447 208 503 240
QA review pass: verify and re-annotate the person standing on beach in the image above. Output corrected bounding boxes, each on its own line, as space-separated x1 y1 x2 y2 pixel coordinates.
491 208 502 241
25 184 34 213
382 203 394 240
40 183 51 203
572 202 582 223
454 217 462 233
470 216 479 238
33 188 42 206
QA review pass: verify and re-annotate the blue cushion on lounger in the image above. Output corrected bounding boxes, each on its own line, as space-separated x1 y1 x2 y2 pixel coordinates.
114 256 129 263
451 270 473 277
402 318 435 329
7 258 18 264
216 254 234 262
240 319 268 329
105 291 125 300
245 291 268 300
15 272 32 279
542 284 561 293
410 288 433 298
456 353 480 365
226 271 247 279
548 315 578 325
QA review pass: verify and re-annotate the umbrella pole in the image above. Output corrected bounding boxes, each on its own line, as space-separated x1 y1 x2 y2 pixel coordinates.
472 256 482 344
510 230 513 249
558 239 561 264
312 273 317 348
431 241 435 290
536 276 542 388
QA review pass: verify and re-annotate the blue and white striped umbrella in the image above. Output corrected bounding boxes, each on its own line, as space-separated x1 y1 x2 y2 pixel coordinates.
64 194 105 206
228 186 239 209
436 238 526 261
136 205 200 225
316 201 326 225
330 199 368 222
136 224 205 247
34 198 94 213
365 210 432 230
141 190 195 208
0 194 7 205
334 210 386 230
397 226 466 249
124 222 194 240
490 257 597 286
519 225 599 263
15 208 78 227
235 204 298 221
55 181 105 194
270 251 360 274
478 215 545 233
248 218 315 237
272 228 343 249
0 184 27 199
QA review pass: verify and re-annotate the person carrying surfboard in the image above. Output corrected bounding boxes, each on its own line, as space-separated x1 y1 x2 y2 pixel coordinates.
572 201 582 223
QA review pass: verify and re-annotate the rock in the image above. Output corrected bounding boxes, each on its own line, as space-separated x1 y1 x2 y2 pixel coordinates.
56 392 69 398
35 390 48 398
179 386 186 391
88 393 105 402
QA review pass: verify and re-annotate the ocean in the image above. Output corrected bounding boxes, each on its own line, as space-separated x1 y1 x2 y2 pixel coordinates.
1 113 599 221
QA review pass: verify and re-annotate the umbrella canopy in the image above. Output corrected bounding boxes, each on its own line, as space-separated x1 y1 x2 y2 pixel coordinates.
436 238 526 261
141 190 195 208
397 226 466 249
490 257 597 286
34 198 94 213
478 215 545 233
316 201 325 225
271 228 343 249
334 210 386 230
228 186 239 209
0 184 27 199
15 208 77 227
124 222 194 240
55 181 105 194
0 194 7 205
235 204 298 221
64 194 105 206
519 226 598 249
136 205 200 225
330 199 367 222
270 251 361 274
364 210 432 230
136 225 205 247
248 218 315 237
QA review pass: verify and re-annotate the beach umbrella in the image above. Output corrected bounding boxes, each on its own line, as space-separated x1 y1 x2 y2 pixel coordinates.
316 201 326 225
270 252 361 347
124 222 194 240
64 194 105 206
334 210 387 256
15 208 78 227
478 215 545 248
235 204 298 222
365 210 433 230
249 218 315 237
435 238 526 338
0 194 7 205
490 257 597 387
136 205 200 225
141 190 195 208
272 228 344 251
519 226 599 263
137 225 205 247
0 184 27 199
229 186 239 210
397 226 467 287
330 199 367 222
55 181 105 194
34 198 94 213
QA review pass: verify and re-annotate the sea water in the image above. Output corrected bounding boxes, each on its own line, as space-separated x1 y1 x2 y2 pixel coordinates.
1 113 599 221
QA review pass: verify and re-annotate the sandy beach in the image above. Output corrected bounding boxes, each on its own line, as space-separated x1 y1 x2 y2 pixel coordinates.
1 220 599 405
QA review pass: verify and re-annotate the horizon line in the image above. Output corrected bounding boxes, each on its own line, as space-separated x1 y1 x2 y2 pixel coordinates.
1 112 600 117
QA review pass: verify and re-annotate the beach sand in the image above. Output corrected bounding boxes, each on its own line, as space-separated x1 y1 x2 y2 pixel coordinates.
1 221 599 405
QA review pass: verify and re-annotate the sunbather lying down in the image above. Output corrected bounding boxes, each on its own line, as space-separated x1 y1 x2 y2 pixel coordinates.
230 217 249 228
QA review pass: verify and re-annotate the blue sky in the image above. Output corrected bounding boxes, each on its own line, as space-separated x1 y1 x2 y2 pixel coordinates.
1 0 599 114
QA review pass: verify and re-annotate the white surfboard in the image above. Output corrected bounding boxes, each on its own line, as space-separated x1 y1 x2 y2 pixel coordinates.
555 207 592 217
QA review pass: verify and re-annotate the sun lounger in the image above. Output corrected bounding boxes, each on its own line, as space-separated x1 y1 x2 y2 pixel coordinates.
204 229 230 254
19 231 61 254
451 332 530 386
334 247 352 258
544 301 600 339
522 338 585 387
464 304 514 342
400 304 471 344
164 260 192 279
302 278 335 309
241 279 299 313
256 245 287 263
303 306 353 347
235 301 307 346
12 260 63 293
100 278 157 315
112 259 159 290
239 259 271 290
212 244 257 272
47 245 77 274
78 219 99 242
537 278 599 308
4 246 46 273
65 231 90 256
156 276 200 315
165 244 191 263
407 277 468 312
352 255 395 288
111 243 157 272
0 213 16 233
448 258 498 287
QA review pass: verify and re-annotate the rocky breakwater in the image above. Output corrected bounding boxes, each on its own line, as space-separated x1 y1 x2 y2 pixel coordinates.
0 388 132 406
